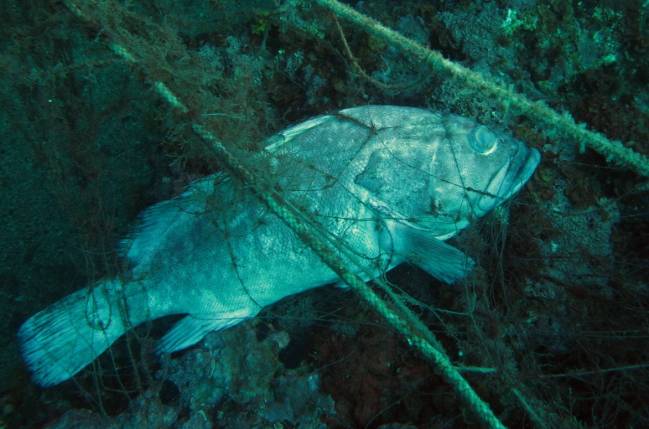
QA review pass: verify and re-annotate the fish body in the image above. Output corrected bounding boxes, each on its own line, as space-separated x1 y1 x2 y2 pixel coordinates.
18 105 540 387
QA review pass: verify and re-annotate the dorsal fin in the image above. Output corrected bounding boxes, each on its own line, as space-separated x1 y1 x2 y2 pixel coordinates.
119 174 225 268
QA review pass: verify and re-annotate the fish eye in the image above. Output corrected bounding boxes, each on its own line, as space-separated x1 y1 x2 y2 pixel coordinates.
469 126 499 155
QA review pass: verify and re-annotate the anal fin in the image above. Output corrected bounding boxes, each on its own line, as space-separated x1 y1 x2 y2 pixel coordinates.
156 310 252 354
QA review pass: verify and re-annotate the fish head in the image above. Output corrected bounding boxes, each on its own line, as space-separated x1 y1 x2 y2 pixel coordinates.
425 115 540 236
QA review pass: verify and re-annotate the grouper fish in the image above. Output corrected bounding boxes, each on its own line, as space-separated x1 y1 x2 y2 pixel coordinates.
18 105 540 387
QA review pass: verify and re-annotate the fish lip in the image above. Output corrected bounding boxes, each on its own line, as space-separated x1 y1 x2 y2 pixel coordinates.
505 145 541 197
480 144 541 210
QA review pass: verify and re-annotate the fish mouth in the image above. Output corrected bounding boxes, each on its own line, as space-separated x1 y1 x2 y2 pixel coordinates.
479 143 541 211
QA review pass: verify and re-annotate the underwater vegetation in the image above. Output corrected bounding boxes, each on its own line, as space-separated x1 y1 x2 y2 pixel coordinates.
0 0 648 428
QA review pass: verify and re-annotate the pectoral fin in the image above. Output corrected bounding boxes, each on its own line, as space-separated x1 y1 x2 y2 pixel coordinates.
397 225 475 284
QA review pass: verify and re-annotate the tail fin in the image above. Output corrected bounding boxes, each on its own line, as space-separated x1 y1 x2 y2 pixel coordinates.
17 279 133 387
